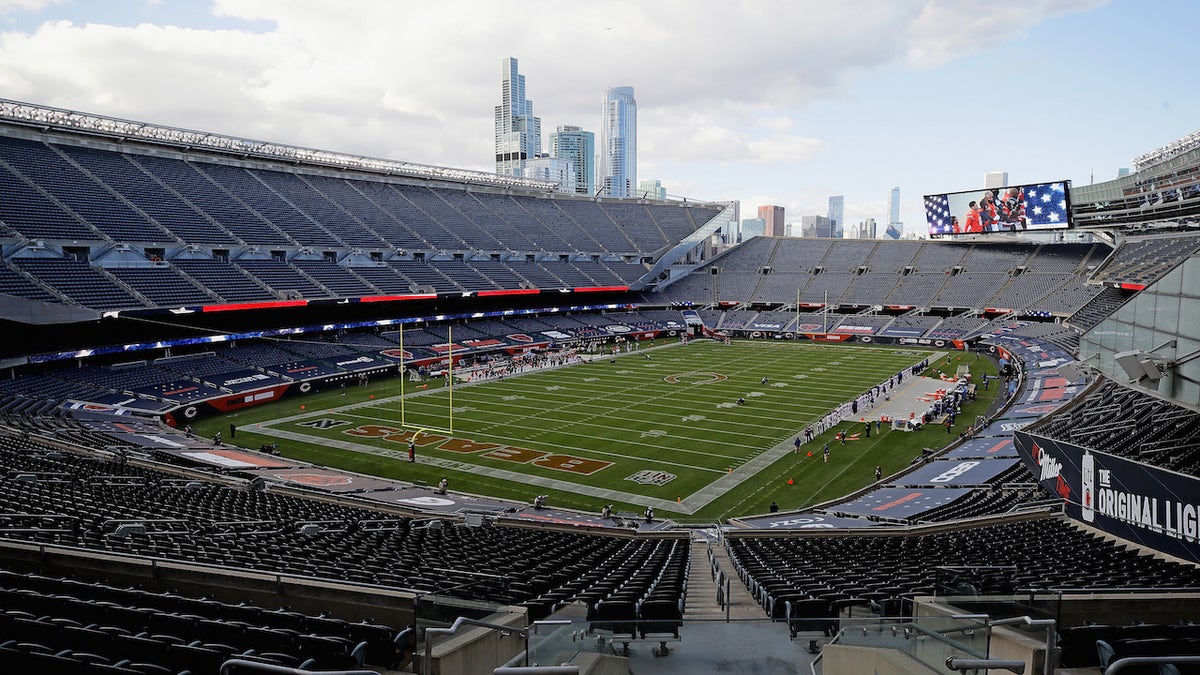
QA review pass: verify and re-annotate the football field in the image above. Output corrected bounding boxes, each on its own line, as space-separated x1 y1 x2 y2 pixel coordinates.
246 340 950 517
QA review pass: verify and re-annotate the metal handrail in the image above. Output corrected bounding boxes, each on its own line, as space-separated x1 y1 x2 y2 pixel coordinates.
1105 655 1200 674
986 615 1057 674
218 659 376 675
423 616 529 675
946 656 1025 673
909 621 987 658
489 662 578 667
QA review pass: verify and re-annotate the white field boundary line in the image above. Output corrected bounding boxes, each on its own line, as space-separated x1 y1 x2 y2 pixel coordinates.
255 419 729 476
333 412 765 462
251 425 694 513
256 343 948 511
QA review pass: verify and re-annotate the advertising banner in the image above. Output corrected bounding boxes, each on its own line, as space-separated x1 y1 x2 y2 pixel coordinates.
1015 431 1200 564
879 327 931 338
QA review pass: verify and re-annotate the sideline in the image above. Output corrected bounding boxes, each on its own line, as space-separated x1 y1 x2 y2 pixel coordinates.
252 342 946 515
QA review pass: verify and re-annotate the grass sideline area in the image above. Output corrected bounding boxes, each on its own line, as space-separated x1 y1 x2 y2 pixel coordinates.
192 339 999 522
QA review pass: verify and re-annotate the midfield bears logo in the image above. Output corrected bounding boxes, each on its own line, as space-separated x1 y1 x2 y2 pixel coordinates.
626 470 676 486
663 371 728 384
297 419 350 430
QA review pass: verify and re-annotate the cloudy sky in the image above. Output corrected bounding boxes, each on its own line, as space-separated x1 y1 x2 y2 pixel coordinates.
1 0 1196 235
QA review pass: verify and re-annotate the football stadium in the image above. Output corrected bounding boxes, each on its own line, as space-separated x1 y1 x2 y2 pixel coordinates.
0 93 1198 675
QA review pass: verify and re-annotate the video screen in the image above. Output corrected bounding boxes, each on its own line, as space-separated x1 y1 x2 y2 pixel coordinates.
925 180 1071 237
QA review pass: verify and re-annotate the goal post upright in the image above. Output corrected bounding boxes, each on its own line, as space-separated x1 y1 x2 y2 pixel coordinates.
394 321 456 437
399 322 406 429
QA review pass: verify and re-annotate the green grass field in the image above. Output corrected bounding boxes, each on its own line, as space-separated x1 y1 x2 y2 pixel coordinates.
196 339 999 522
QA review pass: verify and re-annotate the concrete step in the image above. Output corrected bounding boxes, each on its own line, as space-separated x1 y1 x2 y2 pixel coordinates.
684 540 724 618
684 539 765 621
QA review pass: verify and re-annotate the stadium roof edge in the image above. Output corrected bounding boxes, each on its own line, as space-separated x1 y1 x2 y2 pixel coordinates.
0 97 725 208
0 97 558 192
1132 128 1200 172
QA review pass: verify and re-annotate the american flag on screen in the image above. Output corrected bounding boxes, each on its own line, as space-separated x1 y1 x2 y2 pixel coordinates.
924 194 952 234
1025 182 1068 227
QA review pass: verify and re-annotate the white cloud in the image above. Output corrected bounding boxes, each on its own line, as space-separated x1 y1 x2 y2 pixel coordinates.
639 105 824 165
746 135 826 164
0 0 1113 220
845 199 888 224
0 0 62 13
758 117 795 133
905 0 1108 68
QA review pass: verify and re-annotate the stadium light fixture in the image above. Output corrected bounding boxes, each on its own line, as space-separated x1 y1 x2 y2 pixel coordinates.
1113 340 1200 384
1115 349 1170 382
1058 354 1098 383
1057 361 1087 383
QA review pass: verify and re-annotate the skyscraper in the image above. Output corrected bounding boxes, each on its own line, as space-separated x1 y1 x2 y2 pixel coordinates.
494 57 541 178
741 218 766 241
524 155 574 192
827 195 844 239
549 125 594 195
598 86 637 198
801 215 835 238
758 205 785 237
852 218 877 239
888 187 902 235
721 200 741 245
984 171 1009 189
638 178 666 200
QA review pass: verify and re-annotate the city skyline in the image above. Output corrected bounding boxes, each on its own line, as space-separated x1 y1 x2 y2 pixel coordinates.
1 1 1197 230
599 86 637 198
757 205 785 238
493 57 539 178
549 125 594 195
827 195 844 239
888 188 902 233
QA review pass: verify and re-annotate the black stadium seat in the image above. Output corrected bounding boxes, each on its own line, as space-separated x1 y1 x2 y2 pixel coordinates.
1 100 1199 675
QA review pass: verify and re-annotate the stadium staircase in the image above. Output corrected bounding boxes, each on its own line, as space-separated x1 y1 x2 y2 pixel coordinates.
683 539 761 621
746 239 781 302
1065 285 1136 331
